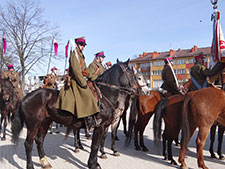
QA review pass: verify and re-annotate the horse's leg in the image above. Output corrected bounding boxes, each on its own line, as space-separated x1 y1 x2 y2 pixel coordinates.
134 123 141 151
196 127 210 169
49 122 53 134
85 128 91 140
168 138 177 165
88 125 105 169
25 127 40 169
111 118 120 156
55 123 60 133
73 128 83 152
35 119 52 168
99 126 109 159
114 117 121 141
122 110 127 136
217 124 225 160
139 129 148 152
162 132 168 160
209 123 217 158
1 112 7 141
179 125 196 169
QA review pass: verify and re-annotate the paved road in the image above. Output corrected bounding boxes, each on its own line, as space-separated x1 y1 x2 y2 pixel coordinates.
0 119 225 169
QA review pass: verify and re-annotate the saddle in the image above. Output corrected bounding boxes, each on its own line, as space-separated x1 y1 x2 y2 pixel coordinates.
87 81 102 102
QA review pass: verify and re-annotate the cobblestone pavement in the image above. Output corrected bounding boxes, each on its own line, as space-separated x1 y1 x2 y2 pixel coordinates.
0 119 225 169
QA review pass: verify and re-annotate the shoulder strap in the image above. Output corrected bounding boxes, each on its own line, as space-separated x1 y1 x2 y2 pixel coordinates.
190 74 208 90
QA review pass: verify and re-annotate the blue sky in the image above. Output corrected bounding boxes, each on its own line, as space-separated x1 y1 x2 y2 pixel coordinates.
2 0 225 76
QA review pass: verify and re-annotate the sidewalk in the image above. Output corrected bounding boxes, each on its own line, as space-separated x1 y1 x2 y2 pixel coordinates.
0 119 225 169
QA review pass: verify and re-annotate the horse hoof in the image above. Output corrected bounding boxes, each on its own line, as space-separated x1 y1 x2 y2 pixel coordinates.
96 163 102 169
113 151 120 156
211 153 217 159
170 160 178 166
43 163 52 169
74 148 80 153
164 156 168 161
179 165 188 169
1 137 6 141
55 130 60 134
100 154 107 159
219 155 225 160
142 147 148 152
115 136 119 141
135 147 141 151
49 131 53 134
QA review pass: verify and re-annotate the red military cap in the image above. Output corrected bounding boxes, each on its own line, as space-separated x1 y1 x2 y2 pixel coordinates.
106 61 112 66
51 67 57 71
7 64 14 69
75 36 87 46
194 52 204 59
65 68 69 71
164 57 173 62
95 51 105 58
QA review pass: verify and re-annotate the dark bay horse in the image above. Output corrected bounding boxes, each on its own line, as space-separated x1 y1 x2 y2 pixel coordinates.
126 90 162 151
153 94 186 165
11 59 138 169
179 87 225 169
0 78 20 140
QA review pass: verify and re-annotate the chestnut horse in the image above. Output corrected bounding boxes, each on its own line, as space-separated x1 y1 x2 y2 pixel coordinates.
179 87 225 169
11 60 138 169
153 94 185 165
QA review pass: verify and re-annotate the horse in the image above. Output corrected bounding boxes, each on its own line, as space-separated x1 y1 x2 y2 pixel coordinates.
178 87 225 169
0 78 20 140
11 59 138 169
153 94 186 165
126 90 162 151
209 121 225 159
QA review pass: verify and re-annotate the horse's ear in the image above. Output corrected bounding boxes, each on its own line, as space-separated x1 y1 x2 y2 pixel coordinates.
116 59 120 63
124 59 130 66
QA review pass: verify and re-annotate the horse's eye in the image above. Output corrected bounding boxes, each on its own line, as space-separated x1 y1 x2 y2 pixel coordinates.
138 78 141 80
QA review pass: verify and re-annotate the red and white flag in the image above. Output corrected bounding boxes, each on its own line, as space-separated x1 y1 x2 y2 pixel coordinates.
53 39 58 56
3 33 7 55
65 40 69 58
211 11 225 62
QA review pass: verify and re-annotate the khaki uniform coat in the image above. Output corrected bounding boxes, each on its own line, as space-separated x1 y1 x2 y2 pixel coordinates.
56 48 99 118
161 65 180 95
2 71 24 99
88 59 106 81
190 62 224 91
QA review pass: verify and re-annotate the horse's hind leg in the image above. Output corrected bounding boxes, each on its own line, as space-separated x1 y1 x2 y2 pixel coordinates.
209 123 217 158
162 133 168 160
196 127 210 169
168 138 177 165
73 128 83 152
99 126 109 159
1 113 7 141
217 124 225 160
35 120 52 168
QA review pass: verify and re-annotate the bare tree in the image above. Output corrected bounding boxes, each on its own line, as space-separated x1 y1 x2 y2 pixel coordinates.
0 0 60 90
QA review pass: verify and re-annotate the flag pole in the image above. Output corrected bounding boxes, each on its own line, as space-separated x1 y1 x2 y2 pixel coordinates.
47 37 54 74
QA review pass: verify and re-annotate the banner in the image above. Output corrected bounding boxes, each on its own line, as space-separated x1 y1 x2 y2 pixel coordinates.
211 11 225 62
3 33 7 55
65 40 69 58
53 39 58 56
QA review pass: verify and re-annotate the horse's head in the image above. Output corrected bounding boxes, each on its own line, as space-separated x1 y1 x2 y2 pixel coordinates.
133 68 149 95
1 78 14 101
96 59 138 94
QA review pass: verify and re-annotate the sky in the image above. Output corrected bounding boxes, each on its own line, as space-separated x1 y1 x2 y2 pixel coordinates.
1 0 225 77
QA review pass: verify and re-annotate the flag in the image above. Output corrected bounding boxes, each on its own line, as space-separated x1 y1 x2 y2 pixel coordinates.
65 40 69 58
211 11 225 62
53 39 58 56
3 33 7 55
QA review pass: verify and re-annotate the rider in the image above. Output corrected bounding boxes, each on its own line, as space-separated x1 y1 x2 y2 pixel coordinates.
43 67 58 89
190 52 225 91
105 61 112 70
88 51 106 81
2 64 24 99
56 36 101 127
161 57 182 96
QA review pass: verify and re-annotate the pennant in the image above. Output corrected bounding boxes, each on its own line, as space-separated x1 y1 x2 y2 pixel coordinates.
3 33 7 55
211 11 225 62
53 39 58 56
65 40 69 58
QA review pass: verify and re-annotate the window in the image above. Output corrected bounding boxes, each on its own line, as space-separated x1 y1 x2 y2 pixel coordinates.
174 59 186 65
152 61 164 66
152 70 162 75
188 58 194 64
174 69 186 74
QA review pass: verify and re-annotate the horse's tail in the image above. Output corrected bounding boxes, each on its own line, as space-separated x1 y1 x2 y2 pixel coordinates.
153 98 169 148
181 94 192 150
125 95 138 147
11 102 24 144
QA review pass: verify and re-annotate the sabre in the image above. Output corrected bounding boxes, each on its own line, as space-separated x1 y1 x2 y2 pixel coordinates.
166 58 179 88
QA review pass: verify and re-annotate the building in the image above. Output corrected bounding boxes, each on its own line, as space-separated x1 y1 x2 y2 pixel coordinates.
130 46 213 88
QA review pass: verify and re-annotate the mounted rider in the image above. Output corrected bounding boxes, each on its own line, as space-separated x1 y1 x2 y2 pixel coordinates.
43 67 58 89
190 52 225 91
161 57 183 96
88 51 106 81
1 64 24 99
55 36 101 127
105 61 112 70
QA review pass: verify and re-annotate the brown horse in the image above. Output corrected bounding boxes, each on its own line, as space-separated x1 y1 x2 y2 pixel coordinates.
179 87 225 169
126 90 162 151
11 60 138 169
153 94 185 165
0 78 20 140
